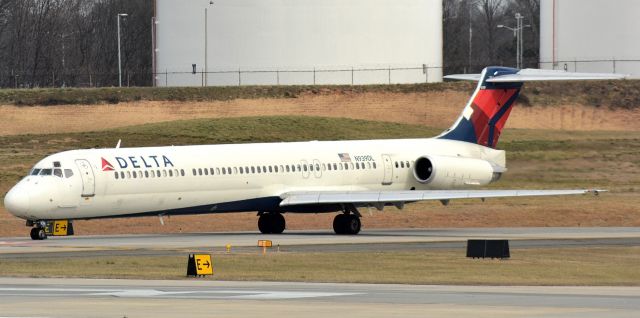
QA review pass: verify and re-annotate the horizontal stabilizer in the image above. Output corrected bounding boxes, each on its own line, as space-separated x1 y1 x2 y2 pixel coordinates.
445 68 627 82
279 189 603 206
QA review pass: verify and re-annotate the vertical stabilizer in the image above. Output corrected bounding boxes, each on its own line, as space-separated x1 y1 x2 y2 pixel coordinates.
438 67 523 148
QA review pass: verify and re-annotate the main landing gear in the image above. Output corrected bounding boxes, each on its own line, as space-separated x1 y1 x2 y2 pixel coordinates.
258 212 286 234
333 205 362 235
28 221 47 240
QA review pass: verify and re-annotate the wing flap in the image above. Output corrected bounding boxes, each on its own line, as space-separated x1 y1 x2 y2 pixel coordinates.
279 189 601 207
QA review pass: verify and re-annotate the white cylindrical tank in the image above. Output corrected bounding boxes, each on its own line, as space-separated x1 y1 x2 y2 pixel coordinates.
540 0 640 77
155 0 442 86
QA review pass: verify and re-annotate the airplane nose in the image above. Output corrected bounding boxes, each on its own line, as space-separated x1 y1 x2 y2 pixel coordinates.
4 186 30 218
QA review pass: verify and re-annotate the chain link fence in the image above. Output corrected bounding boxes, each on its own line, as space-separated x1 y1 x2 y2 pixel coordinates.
3 60 638 88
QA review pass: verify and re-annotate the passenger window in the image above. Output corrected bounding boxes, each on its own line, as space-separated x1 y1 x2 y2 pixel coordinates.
315 164 320 171
239 167 244 174
192 168 196 176
327 164 332 171
344 163 349 170
257 166 261 173
406 161 410 168
251 166 256 173
308 165 312 172
180 169 185 176
303 165 308 172
198 168 203 175
210 168 214 175
286 165 290 172
274 166 278 173
400 162 405 168
269 166 273 173
65 169 74 178
395 162 399 168
222 167 226 175
144 171 149 178
132 171 137 178
333 163 338 170
127 171 132 179
169 170 173 177
115 172 119 179
204 169 209 176
373 162 377 169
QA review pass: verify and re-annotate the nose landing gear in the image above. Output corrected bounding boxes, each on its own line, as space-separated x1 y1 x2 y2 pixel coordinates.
29 222 47 240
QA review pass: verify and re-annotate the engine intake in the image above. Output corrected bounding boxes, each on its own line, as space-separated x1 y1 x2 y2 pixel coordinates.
412 155 497 187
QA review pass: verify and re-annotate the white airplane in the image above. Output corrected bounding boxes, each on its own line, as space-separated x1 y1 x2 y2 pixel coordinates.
4 67 624 240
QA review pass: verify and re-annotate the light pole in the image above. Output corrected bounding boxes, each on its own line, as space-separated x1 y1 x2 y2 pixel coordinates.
117 13 128 87
204 1 213 86
498 13 530 69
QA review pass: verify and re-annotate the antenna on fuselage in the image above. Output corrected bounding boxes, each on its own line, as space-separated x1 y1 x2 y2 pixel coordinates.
115 139 121 149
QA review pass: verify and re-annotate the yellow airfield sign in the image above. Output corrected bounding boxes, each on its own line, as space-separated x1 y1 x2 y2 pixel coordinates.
193 254 213 275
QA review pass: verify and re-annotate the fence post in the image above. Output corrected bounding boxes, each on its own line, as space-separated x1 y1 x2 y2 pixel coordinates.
425 65 429 83
351 67 354 85
313 67 316 85
277 70 280 85
613 58 616 73
574 59 577 72
388 66 391 84
238 68 241 86
165 69 168 87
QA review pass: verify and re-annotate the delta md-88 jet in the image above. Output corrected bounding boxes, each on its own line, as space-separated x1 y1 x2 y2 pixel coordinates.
4 67 625 240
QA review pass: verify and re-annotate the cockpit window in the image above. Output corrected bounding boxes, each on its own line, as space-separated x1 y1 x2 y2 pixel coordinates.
30 169 41 176
53 161 61 168
64 169 74 178
40 168 52 176
53 169 63 178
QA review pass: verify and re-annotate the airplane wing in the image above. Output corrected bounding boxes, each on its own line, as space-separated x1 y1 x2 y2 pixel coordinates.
279 189 602 207
444 68 627 82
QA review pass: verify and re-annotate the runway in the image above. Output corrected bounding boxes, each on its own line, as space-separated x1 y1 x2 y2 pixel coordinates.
0 277 639 318
1 227 639 257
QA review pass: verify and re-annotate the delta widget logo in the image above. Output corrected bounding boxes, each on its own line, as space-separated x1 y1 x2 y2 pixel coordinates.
101 158 115 171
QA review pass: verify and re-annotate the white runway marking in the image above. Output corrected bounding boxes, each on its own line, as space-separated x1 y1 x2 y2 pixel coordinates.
0 287 360 300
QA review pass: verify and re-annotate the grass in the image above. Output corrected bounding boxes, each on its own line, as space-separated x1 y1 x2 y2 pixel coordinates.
0 82 472 106
1 247 639 285
0 80 639 109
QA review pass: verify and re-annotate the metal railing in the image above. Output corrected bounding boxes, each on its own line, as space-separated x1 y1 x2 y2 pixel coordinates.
538 59 640 76
153 65 443 87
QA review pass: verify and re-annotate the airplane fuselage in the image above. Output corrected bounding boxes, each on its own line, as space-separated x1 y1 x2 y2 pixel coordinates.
6 137 503 221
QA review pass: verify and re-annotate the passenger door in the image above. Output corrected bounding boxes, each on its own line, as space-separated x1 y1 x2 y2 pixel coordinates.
75 159 95 197
381 154 393 185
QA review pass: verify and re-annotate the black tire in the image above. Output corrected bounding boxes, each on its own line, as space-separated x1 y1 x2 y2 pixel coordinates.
37 228 47 240
345 215 361 235
30 227 39 240
258 214 272 234
333 214 347 234
271 213 286 234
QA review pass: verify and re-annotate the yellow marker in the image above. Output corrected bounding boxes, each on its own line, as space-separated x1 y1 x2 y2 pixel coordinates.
194 254 213 275
226 244 232 253
258 240 272 247
53 220 69 236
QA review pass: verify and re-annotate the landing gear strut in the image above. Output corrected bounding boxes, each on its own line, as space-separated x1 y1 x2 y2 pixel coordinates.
29 222 47 240
258 212 286 234
333 205 362 235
